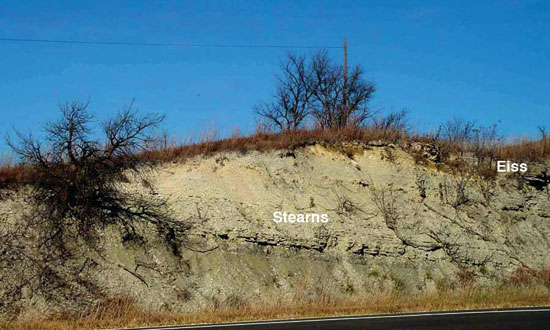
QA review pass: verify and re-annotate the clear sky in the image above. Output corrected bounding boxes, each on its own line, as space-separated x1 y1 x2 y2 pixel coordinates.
1 1 549 153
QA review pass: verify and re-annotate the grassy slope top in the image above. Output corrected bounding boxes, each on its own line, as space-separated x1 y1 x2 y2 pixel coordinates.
1 127 549 189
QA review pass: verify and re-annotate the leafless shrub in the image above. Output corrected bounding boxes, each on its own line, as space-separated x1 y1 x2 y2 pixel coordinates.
438 118 476 147
439 175 470 208
477 179 496 206
415 171 428 200
427 225 465 266
470 122 502 167
454 176 469 207
369 183 399 229
5 100 188 251
435 119 503 170
371 109 409 133
1 100 192 316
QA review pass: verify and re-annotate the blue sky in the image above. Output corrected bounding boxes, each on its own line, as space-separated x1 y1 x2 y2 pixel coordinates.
1 1 549 152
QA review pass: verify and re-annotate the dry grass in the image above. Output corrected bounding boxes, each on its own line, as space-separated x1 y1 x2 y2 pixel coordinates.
0 127 405 188
2 128 549 189
141 127 408 162
495 137 550 163
2 285 550 330
0 164 30 189
509 267 550 287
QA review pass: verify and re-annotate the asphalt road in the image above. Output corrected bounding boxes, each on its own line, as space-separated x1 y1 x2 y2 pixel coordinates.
125 307 550 330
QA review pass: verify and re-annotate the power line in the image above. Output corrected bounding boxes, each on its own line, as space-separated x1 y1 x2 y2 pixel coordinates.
0 37 342 49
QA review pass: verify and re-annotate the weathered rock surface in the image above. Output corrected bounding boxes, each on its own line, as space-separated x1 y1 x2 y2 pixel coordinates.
1 143 550 315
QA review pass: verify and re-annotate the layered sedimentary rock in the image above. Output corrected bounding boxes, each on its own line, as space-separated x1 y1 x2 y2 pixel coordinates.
1 142 549 314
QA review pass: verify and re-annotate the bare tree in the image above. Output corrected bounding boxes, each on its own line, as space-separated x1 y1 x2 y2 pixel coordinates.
255 50 376 131
6 100 186 251
309 50 376 129
254 53 313 131
308 50 341 129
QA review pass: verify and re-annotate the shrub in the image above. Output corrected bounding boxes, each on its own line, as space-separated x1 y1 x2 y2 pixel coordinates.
6 100 187 249
371 109 409 133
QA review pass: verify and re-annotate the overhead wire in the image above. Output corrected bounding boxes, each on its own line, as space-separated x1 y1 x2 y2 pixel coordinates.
0 37 342 49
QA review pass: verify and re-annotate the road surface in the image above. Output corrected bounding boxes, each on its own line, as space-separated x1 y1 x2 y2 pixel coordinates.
125 307 550 330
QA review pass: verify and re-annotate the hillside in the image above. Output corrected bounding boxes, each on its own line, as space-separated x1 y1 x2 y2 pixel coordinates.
1 140 550 328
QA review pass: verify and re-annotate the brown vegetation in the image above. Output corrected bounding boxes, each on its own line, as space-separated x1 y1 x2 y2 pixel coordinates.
2 125 550 189
496 137 550 164
510 267 550 287
141 126 406 162
0 164 30 190
3 283 550 330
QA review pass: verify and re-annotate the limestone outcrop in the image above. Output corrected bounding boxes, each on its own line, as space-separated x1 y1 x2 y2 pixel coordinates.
1 142 549 315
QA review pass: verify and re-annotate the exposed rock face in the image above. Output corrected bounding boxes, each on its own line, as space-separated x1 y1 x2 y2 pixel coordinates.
1 143 550 315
